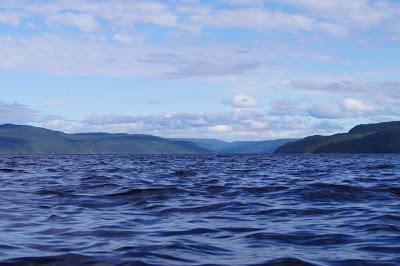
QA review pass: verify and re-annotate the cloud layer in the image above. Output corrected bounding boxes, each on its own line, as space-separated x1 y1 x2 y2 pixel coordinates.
0 1 399 139
0 0 398 77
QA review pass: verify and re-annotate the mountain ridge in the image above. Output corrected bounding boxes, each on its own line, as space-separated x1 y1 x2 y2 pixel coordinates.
0 124 292 154
275 121 400 154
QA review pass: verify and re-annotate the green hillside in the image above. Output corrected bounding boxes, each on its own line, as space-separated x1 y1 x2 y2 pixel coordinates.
0 124 209 154
275 121 400 154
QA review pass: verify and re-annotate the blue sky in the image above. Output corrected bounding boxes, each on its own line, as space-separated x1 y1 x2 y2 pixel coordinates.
1 0 400 140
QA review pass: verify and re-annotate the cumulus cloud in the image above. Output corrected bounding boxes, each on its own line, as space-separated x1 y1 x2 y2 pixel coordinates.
224 94 260 109
308 103 344 119
341 98 373 113
308 98 374 119
69 109 349 139
0 98 372 140
209 124 232 133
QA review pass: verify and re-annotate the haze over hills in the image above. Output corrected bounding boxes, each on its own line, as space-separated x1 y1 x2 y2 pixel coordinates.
170 138 295 154
275 121 400 154
0 124 293 154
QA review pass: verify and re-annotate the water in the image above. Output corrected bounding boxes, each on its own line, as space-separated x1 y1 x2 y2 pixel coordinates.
0 154 399 266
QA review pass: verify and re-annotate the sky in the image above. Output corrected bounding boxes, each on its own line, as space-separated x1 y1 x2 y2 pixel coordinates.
1 0 400 140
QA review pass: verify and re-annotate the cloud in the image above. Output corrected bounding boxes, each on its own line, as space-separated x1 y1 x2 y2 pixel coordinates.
222 0 265 5
224 94 260 109
0 12 24 26
0 101 39 124
0 98 371 140
47 12 100 32
308 103 344 119
84 113 136 125
269 100 304 116
74 109 350 139
209 124 232 133
341 98 373 113
308 98 374 119
291 80 400 98
0 33 293 77
280 0 400 29
185 7 316 32
0 0 177 30
316 22 348 37
145 100 160 105
0 2 397 79
1 0 399 38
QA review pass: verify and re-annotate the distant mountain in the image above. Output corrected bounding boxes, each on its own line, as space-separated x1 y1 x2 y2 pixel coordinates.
0 124 292 155
172 138 294 154
169 138 231 152
219 139 295 154
275 121 400 154
0 124 209 154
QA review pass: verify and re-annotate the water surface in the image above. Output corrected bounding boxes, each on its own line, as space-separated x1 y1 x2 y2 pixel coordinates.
0 154 399 265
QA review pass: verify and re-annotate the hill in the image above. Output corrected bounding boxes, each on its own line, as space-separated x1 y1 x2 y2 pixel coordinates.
0 124 292 154
0 124 209 154
275 121 400 154
171 138 294 154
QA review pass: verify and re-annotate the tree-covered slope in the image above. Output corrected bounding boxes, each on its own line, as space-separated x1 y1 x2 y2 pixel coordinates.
0 124 209 154
348 121 400 135
316 126 400 153
275 121 400 154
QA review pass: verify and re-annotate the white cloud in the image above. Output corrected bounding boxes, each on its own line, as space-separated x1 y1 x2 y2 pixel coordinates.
308 103 344 119
308 98 374 119
280 0 400 29
269 100 304 116
0 33 294 77
316 22 348 37
341 98 373 113
291 80 400 98
0 0 177 29
187 7 315 32
47 12 100 32
222 0 265 5
0 98 365 140
224 94 260 109
209 124 232 133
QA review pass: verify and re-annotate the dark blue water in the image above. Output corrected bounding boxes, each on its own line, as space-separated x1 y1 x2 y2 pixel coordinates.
0 155 399 266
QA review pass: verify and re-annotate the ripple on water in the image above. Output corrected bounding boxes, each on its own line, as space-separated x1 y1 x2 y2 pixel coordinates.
0 154 398 265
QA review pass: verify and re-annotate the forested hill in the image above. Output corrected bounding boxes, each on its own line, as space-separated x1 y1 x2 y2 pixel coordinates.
0 124 292 154
275 121 400 154
0 124 208 154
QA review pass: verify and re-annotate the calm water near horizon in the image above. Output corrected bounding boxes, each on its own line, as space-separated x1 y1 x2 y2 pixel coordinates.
0 154 398 266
